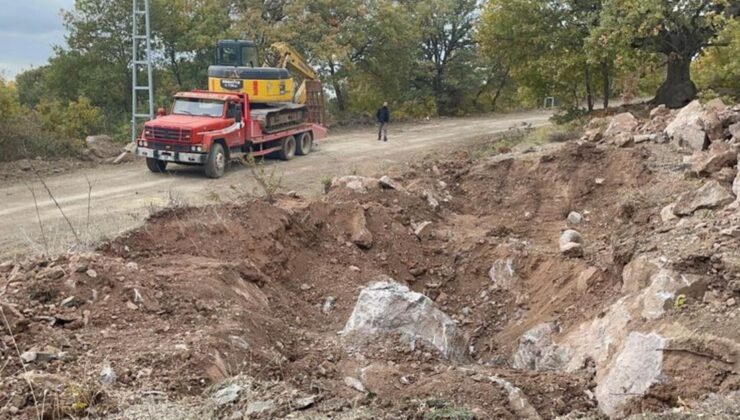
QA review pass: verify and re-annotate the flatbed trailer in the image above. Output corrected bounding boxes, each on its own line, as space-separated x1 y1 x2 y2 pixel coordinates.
135 90 327 178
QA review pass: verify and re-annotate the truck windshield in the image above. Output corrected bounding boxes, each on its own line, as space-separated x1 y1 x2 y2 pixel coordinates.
172 98 224 117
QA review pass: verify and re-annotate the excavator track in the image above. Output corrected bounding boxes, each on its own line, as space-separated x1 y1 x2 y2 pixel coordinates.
250 103 308 133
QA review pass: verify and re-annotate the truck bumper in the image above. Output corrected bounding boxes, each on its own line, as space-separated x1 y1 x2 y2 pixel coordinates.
136 147 206 164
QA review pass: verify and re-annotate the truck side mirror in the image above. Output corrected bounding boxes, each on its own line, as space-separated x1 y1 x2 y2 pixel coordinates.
235 105 243 123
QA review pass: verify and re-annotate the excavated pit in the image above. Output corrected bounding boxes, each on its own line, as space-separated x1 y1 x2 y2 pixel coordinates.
2 111 740 418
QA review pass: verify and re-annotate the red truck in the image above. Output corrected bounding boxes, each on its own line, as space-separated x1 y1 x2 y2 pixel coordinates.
135 89 327 178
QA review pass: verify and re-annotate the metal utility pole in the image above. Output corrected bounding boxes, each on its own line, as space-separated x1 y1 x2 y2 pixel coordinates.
131 0 154 142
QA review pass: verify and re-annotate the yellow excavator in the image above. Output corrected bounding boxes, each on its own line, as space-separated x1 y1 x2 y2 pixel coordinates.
207 40 324 132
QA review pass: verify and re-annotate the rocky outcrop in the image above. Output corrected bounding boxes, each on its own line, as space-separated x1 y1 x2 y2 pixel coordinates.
672 180 735 216
665 100 709 151
341 278 468 362
595 332 667 418
690 144 737 175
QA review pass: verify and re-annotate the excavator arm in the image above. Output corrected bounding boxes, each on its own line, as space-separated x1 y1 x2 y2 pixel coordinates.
269 42 320 104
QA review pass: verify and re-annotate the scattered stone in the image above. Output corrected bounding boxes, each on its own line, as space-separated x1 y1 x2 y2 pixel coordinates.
46 267 65 280
488 258 518 290
349 206 373 249
665 100 709 151
413 221 433 239
20 351 37 363
341 277 468 362
99 362 117 385
292 395 316 410
691 145 737 175
379 175 405 192
633 134 655 144
650 104 670 119
730 122 740 139
489 376 543 420
245 400 275 416
18 159 32 171
331 175 378 194
322 296 335 314
727 298 737 307
610 132 634 148
0 261 14 273
595 332 667 418
86 135 122 159
594 178 605 185
300 283 312 291
672 180 734 216
660 203 678 223
344 376 366 393
511 323 569 371
559 230 583 257
0 301 26 331
733 166 740 198
213 384 242 406
86 269 98 279
422 190 440 210
566 211 583 225
604 113 639 139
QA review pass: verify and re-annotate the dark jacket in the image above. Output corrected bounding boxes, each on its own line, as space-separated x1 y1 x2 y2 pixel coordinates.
376 106 390 123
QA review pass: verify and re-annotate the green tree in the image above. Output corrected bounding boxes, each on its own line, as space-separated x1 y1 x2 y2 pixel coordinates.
593 0 740 108
693 17 740 98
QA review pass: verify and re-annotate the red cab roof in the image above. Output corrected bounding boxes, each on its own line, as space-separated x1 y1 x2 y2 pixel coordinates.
174 91 241 101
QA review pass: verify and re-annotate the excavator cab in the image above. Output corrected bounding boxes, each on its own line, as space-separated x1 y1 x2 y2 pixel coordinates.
214 40 259 68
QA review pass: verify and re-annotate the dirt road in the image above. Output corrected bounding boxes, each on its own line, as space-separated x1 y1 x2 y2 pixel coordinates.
0 111 551 259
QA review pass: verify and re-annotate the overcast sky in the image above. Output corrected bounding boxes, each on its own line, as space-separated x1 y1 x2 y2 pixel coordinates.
0 0 74 79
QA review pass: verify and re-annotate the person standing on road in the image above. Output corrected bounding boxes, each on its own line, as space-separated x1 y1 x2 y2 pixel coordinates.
376 102 390 142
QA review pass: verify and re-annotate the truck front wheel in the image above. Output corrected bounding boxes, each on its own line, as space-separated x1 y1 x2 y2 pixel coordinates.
278 136 296 161
146 158 167 173
205 143 227 178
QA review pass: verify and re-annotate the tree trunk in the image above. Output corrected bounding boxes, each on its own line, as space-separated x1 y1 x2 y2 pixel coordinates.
328 62 345 112
653 54 697 109
585 66 594 112
490 66 510 112
601 60 610 110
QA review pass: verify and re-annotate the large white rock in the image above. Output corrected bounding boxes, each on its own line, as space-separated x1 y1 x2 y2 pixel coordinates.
672 180 735 216
331 176 379 194
733 163 740 198
595 332 667 418
341 278 468 362
604 113 639 138
665 100 709 151
85 135 122 159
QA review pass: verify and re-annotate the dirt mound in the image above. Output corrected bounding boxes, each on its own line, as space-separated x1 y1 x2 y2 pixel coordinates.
2 105 740 418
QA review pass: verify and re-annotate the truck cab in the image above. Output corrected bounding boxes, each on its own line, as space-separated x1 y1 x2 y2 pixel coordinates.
136 91 247 178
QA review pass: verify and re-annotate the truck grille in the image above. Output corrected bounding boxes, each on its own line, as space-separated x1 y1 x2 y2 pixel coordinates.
148 141 191 152
147 127 191 141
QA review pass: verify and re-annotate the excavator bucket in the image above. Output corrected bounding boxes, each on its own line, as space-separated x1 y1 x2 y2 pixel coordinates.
305 80 326 125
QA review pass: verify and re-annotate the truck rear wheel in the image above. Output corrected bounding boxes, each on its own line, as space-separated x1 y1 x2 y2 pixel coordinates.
296 132 313 155
278 136 296 161
146 158 167 173
205 143 227 178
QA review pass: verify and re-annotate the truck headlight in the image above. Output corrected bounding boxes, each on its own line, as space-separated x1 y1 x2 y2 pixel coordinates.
191 145 203 152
